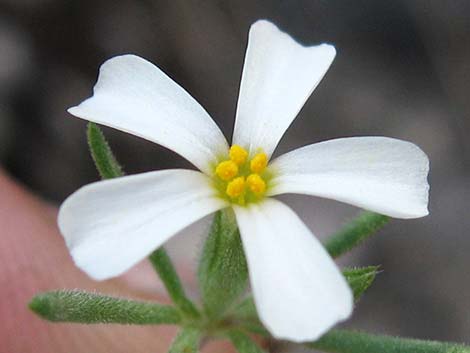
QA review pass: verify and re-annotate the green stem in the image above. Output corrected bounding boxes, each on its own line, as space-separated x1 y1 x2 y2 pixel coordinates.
308 329 470 353
149 247 200 319
324 211 389 258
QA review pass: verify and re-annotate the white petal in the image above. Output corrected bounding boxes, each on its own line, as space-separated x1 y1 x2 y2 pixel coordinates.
58 169 227 280
233 199 353 342
68 55 228 175
268 137 430 218
232 20 336 158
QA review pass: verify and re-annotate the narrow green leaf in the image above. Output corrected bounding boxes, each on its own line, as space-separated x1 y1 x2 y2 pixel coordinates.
87 122 123 179
149 247 200 319
324 211 389 258
228 330 266 353
198 209 248 319
307 329 470 353
168 328 201 353
343 266 380 302
29 290 181 324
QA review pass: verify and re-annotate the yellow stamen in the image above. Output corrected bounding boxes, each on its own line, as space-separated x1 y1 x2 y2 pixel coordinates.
226 176 246 198
246 174 266 194
250 152 268 173
229 145 248 165
214 146 271 204
215 160 238 181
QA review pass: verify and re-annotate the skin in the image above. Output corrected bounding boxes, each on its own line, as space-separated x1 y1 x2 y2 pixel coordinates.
0 169 235 352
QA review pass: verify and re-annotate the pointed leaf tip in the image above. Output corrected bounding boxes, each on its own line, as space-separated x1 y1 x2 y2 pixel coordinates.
29 294 52 320
342 266 380 301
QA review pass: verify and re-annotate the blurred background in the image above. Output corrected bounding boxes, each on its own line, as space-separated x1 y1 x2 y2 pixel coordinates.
0 0 469 350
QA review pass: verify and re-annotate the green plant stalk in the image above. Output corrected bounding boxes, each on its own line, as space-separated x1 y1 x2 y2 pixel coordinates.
325 211 389 258
29 290 181 324
149 248 200 319
307 329 470 353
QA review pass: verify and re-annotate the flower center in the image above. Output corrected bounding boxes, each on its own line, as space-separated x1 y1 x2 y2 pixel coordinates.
213 145 271 205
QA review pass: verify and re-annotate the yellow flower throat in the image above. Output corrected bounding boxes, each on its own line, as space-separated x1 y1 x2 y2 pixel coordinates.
214 145 270 205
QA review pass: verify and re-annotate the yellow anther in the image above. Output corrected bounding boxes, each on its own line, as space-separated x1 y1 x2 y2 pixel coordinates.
246 174 266 194
229 145 248 165
226 176 245 198
215 160 238 181
250 152 268 173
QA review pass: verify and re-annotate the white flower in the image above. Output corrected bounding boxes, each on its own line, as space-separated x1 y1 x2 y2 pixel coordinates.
59 20 429 342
